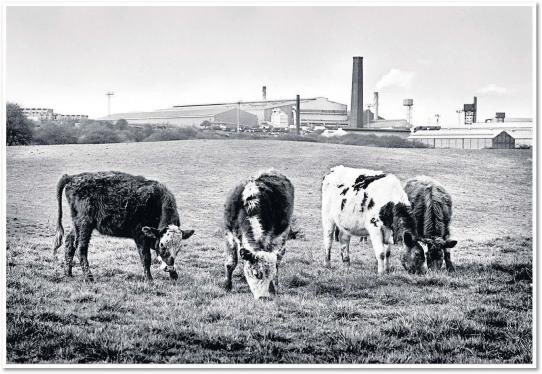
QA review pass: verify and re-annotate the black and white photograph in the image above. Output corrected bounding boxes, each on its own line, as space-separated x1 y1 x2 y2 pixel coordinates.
2 2 535 366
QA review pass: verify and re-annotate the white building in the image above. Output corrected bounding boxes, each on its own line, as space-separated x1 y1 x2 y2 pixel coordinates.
22 108 54 121
408 121 533 149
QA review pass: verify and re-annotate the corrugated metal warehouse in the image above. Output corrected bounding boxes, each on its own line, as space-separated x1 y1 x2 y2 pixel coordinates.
408 122 532 149
101 97 348 129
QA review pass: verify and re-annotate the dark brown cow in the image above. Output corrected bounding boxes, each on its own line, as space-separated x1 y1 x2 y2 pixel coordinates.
52 171 194 281
404 176 457 271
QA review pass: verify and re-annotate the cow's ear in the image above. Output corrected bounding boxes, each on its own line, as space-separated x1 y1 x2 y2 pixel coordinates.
403 231 415 247
142 226 160 239
181 229 195 240
240 248 256 263
446 239 458 249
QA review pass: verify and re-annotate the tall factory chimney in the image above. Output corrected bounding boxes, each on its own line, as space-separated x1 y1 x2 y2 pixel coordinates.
262 86 267 101
350 57 364 128
373 92 379 122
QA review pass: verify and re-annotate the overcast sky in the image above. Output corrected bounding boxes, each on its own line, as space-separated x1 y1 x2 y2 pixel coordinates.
7 5 533 125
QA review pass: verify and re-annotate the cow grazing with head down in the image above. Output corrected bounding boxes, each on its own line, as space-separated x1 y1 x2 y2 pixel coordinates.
404 176 457 272
52 171 194 281
322 165 426 274
223 169 294 300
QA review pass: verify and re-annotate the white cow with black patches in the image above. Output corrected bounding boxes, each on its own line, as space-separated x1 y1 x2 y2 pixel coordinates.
321 165 426 274
223 169 294 299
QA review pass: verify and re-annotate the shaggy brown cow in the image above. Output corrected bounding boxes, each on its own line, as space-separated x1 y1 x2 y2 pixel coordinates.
404 176 457 271
52 171 194 281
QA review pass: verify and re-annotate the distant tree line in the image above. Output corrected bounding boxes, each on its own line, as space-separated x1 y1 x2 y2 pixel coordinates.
6 103 200 146
6 102 424 148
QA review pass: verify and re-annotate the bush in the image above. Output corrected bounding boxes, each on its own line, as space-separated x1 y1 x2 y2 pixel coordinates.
319 133 426 148
6 103 34 145
78 127 120 144
143 127 198 142
115 119 128 130
33 123 78 145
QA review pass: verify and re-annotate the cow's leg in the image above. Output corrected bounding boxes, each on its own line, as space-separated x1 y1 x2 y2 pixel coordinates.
444 249 455 272
64 229 77 277
381 227 393 272
224 231 238 291
322 219 335 268
360 227 369 243
135 239 153 281
367 224 389 275
273 230 289 293
76 221 94 282
338 231 351 267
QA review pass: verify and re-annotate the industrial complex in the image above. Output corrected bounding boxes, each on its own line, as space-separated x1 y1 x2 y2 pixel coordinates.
102 95 349 130
29 56 530 149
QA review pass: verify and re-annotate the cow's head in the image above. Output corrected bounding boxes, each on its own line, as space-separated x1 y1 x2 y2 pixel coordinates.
420 238 457 271
239 247 279 300
400 231 428 275
142 224 195 279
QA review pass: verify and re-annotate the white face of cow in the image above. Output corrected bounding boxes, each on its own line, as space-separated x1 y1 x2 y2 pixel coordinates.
240 248 278 300
142 225 195 275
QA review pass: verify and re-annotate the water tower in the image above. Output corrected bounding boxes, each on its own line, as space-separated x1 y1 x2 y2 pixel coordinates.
403 98 413 125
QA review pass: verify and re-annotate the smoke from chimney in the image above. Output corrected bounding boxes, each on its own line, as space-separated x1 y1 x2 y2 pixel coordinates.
350 57 364 128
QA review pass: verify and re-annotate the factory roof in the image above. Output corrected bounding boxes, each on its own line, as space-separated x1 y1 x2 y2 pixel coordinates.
99 97 346 121
409 128 531 140
366 119 411 129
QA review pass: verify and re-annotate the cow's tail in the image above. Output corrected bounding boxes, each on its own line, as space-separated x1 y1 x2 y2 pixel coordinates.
242 178 260 216
53 174 71 254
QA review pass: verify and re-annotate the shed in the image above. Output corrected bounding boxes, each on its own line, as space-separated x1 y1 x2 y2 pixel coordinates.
492 131 515 149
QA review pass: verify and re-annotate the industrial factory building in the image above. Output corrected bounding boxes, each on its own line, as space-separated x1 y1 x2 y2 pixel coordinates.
102 104 259 128
408 120 532 149
102 94 348 129
409 100 533 149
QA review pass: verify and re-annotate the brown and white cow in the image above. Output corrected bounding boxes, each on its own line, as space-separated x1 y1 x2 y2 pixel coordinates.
223 169 294 299
321 165 426 274
404 176 457 271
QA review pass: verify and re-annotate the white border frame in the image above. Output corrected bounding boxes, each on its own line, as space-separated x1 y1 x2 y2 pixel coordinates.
1 0 537 369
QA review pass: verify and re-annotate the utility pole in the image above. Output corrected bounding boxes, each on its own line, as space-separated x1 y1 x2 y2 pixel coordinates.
435 114 440 126
296 95 301 135
106 91 115 116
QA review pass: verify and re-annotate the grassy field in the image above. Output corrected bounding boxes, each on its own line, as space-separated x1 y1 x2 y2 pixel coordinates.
6 139 533 364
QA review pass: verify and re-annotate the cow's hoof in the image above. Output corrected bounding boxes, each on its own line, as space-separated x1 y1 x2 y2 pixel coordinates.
446 266 456 273
169 271 179 280
323 260 332 269
223 280 233 291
